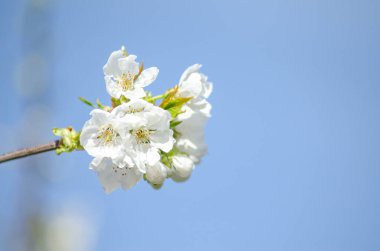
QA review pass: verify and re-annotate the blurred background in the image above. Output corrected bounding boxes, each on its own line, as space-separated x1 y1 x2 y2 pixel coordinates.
1 0 380 250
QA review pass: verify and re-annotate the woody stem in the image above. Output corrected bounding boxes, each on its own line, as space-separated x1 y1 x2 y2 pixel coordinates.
0 140 60 164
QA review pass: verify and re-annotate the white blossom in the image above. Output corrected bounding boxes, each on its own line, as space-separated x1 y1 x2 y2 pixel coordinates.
77 48 213 193
80 109 126 159
103 49 159 100
90 157 142 193
112 99 175 172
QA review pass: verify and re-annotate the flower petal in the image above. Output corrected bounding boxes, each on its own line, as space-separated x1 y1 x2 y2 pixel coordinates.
90 157 121 194
150 129 175 153
134 67 159 87
179 64 202 83
118 55 139 75
123 87 146 100
103 50 124 76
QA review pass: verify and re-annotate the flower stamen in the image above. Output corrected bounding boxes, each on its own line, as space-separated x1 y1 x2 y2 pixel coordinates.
118 73 135 91
132 128 154 144
97 124 119 145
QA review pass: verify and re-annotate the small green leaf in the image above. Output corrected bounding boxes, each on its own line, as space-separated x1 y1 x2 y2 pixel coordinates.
96 99 105 109
170 120 182 128
78 97 95 107
167 105 186 118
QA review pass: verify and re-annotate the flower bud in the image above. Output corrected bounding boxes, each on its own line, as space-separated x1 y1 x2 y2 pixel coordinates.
171 155 194 182
146 162 167 185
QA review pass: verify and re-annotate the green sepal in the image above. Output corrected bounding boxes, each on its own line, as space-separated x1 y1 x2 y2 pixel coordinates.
151 183 163 190
111 97 121 107
78 97 95 107
121 46 128 56
52 127 83 155
120 95 129 104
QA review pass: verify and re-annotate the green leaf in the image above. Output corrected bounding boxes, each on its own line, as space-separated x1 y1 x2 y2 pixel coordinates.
96 99 105 109
160 86 192 119
78 97 95 107
167 105 186 118
170 120 182 128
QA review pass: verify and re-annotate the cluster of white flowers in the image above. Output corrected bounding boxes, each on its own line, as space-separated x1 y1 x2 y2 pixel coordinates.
76 47 212 193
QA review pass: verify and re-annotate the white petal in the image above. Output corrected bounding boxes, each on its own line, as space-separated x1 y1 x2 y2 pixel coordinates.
134 67 159 87
123 87 146 100
179 64 202 83
178 73 203 98
176 136 208 163
103 50 124 76
112 99 152 119
187 99 212 118
120 167 143 191
150 129 175 153
146 147 161 166
202 77 213 98
118 55 139 75
90 157 121 194
105 76 123 98
134 145 160 171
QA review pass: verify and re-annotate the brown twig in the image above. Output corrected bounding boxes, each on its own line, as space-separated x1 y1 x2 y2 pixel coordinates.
0 140 60 164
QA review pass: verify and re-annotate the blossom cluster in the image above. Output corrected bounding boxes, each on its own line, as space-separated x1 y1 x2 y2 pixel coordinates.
57 47 212 193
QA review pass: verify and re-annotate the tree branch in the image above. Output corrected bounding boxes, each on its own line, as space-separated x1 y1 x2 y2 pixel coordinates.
0 140 60 164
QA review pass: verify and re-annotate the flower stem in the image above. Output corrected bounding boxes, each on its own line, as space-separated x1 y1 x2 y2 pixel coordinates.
150 94 165 102
0 140 60 164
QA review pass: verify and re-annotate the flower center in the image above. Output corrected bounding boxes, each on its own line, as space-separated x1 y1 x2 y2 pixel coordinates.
96 124 120 146
132 128 153 144
118 73 135 91
125 106 145 114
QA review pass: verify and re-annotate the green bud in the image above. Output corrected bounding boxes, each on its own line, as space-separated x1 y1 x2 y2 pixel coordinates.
52 127 83 155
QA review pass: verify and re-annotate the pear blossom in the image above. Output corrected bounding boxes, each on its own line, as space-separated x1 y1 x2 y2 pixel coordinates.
170 155 195 182
103 49 159 100
112 99 175 172
145 161 167 186
90 157 142 193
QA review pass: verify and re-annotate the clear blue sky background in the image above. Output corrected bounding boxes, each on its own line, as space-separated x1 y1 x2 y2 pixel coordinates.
1 0 380 250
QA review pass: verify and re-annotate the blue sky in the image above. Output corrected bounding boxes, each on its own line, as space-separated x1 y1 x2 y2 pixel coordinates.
1 0 380 250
